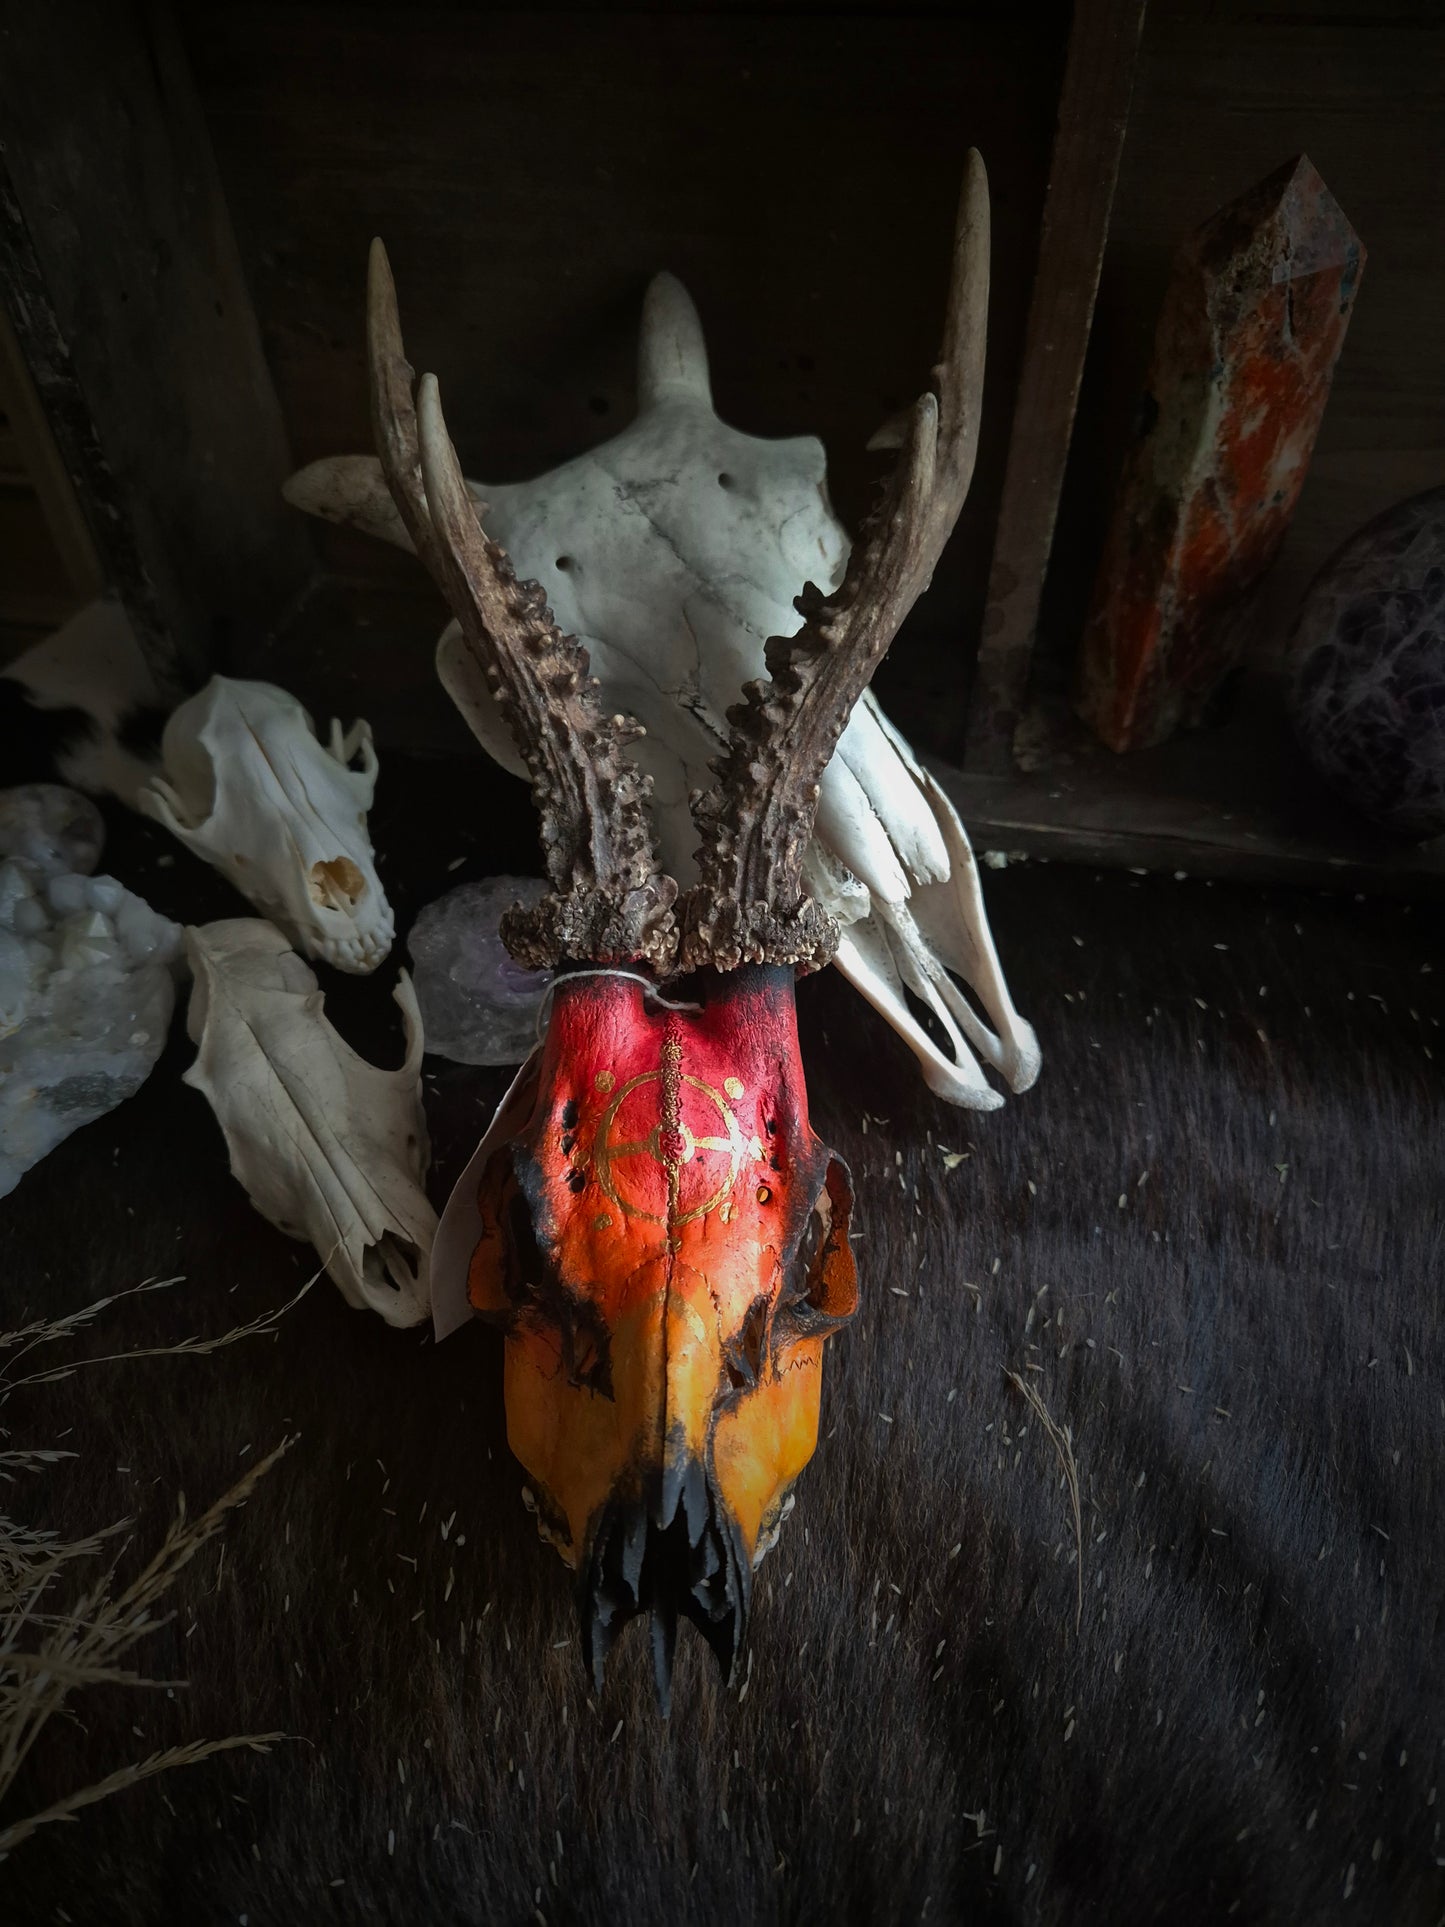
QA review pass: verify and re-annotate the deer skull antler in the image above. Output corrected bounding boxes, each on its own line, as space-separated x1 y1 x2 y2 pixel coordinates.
681 154 988 973
368 242 677 975
287 168 1036 1113
369 161 989 1704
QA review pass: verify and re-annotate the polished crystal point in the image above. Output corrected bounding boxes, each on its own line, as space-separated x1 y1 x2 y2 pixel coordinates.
1078 156 1365 751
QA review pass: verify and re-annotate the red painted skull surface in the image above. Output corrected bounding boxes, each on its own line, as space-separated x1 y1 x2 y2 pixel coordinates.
364 151 988 1697
466 966 856 1688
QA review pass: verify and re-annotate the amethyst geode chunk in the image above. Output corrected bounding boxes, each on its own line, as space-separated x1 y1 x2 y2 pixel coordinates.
407 875 553 1066
1289 487 1445 840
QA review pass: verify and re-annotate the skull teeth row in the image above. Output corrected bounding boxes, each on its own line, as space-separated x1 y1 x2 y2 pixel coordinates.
318 921 396 973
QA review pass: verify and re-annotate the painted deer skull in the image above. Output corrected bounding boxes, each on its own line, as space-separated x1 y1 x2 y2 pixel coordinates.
463 967 857 1689
364 152 988 1700
141 678 395 973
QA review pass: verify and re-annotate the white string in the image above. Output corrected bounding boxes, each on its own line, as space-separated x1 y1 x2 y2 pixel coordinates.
534 967 703 1042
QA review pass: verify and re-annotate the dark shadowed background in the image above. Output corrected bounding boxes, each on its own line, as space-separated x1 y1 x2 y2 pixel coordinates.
1 4 1443 1919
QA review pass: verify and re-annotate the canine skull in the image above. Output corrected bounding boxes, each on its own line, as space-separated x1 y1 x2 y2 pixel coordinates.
183 918 435 1325
141 677 394 973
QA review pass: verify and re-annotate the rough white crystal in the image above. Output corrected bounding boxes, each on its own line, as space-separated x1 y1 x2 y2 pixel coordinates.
0 859 183 1199
0 783 104 878
407 877 552 1066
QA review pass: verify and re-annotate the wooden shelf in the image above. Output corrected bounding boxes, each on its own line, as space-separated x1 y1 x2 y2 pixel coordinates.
251 576 1445 899
931 670 1445 895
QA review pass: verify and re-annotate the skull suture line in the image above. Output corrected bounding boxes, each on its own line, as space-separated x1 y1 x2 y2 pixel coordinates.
368 151 991 1701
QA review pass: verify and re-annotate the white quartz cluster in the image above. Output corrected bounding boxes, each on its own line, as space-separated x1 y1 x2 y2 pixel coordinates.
0 782 105 878
0 792 183 1198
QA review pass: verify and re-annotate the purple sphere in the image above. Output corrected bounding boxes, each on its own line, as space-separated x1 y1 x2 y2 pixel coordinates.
1290 487 1445 839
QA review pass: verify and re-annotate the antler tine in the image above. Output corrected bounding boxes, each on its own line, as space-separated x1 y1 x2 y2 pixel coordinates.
932 150 990 498
367 239 447 579
680 152 990 975
368 242 677 973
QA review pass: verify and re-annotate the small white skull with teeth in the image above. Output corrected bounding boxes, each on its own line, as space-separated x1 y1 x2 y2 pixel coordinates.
141 676 395 973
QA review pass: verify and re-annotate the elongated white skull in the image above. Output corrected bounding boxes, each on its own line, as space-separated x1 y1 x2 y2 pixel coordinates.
286 278 1039 1105
183 918 435 1325
141 677 394 974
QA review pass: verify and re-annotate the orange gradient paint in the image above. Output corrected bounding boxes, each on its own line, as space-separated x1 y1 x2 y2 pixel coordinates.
466 965 857 1599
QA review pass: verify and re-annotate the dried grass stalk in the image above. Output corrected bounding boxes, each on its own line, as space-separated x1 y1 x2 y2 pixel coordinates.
0 1735 284 1855
1005 1367 1084 1632
0 1272 312 1858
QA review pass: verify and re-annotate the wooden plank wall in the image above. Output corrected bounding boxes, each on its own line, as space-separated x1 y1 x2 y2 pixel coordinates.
177 1 1443 762
180 2 1067 749
0 1 316 690
0 309 102 662
965 0 1147 770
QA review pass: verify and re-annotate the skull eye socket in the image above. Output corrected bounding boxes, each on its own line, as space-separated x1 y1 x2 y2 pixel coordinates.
497 1169 613 1397
503 1180 549 1304
723 1296 770 1394
309 856 367 910
779 1156 858 1337
560 1316 612 1398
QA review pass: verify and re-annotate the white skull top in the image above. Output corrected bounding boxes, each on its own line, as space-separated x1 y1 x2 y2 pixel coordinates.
141 677 394 974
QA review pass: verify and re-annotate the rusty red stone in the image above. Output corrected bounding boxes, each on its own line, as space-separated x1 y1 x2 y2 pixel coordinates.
1077 155 1364 753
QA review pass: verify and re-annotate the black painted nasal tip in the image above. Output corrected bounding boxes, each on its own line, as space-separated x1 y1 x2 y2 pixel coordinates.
580 1467 750 1713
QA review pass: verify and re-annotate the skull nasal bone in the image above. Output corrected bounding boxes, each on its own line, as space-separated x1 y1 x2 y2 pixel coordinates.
309 855 367 909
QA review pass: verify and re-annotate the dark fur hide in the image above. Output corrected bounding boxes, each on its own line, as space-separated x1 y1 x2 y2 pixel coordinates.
2 760 1442 1926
